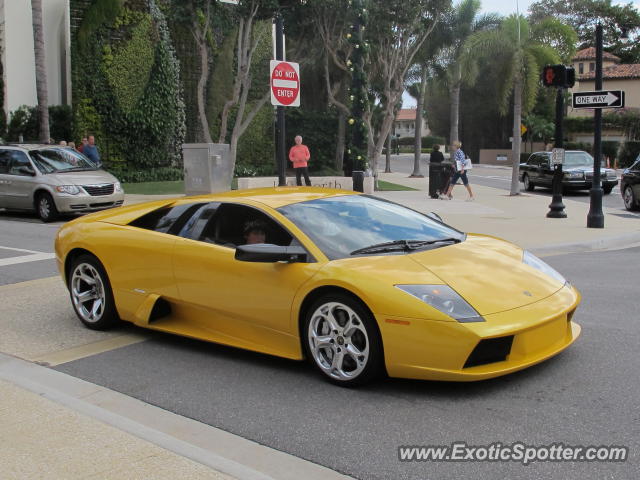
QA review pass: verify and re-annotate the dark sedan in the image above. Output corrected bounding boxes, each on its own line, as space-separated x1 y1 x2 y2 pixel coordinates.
621 155 640 211
520 151 618 194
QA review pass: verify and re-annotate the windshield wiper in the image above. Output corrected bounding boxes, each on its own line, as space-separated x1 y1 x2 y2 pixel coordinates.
350 238 460 255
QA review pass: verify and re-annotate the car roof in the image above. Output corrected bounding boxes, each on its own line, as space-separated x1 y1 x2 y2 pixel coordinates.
187 187 359 209
532 150 590 155
1 144 66 151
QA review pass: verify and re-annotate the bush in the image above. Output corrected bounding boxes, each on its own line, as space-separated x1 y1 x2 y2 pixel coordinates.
422 135 445 148
618 141 640 168
602 141 620 163
106 164 183 183
49 105 73 143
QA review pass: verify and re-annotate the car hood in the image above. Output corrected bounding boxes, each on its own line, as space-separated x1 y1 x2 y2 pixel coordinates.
45 170 118 186
407 234 564 315
564 166 615 174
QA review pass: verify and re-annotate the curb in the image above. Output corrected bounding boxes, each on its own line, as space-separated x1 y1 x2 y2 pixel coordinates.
0 353 353 480
530 231 640 256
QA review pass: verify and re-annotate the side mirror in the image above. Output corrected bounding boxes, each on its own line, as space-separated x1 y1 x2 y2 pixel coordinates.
17 166 36 176
235 244 308 263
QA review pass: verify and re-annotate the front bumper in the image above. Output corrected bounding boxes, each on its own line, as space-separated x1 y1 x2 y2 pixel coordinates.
380 283 580 381
53 191 125 213
562 179 618 189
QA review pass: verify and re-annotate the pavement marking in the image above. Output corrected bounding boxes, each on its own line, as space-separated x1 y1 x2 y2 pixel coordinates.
0 275 60 291
0 245 55 267
31 333 150 366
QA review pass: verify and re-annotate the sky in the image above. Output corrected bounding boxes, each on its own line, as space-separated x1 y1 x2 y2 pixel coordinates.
402 0 640 107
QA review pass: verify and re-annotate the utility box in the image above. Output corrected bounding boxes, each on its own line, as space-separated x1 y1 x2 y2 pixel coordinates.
182 143 232 195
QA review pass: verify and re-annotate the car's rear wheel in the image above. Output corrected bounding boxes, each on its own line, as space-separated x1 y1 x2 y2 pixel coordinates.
523 174 535 191
304 293 383 386
36 192 59 222
69 254 119 330
623 186 639 211
603 185 613 195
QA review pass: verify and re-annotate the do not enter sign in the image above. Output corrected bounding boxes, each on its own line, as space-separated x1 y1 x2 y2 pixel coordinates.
270 60 300 107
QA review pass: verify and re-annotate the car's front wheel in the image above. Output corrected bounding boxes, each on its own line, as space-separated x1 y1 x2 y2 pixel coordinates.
36 192 59 222
304 293 384 386
69 254 119 330
523 174 535 191
623 186 639 211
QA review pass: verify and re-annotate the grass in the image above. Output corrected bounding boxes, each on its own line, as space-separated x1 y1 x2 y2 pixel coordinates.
122 178 416 195
376 180 418 191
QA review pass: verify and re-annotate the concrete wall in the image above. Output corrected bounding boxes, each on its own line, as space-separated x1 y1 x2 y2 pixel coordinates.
479 149 515 165
1 0 70 116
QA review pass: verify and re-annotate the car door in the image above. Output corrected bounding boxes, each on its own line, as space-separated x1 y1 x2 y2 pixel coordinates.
627 160 640 198
1 150 39 210
0 150 10 208
539 155 554 187
171 202 322 357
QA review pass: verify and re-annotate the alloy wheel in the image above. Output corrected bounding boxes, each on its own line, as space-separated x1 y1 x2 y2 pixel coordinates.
71 262 106 324
307 301 370 381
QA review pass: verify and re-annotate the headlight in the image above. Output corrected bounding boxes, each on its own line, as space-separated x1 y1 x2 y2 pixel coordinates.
55 185 81 195
564 171 584 179
114 181 123 192
395 284 484 322
522 251 566 284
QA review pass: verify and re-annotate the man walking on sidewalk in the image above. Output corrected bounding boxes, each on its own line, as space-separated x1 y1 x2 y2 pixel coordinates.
289 135 311 186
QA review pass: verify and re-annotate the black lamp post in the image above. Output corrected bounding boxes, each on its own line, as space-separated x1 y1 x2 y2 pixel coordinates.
346 0 369 192
587 24 605 228
547 88 567 218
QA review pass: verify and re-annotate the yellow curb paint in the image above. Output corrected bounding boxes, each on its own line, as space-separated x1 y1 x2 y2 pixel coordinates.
31 333 149 366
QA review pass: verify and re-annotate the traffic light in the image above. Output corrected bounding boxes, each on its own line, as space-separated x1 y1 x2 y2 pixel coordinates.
541 65 575 88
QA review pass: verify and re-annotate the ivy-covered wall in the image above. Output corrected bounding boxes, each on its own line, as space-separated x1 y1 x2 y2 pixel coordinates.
71 0 185 180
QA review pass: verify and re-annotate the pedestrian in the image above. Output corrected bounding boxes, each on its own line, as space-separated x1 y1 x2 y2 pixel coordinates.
430 144 444 163
59 140 67 146
78 137 88 153
442 140 474 201
288 135 311 186
68 141 76 150
83 135 101 165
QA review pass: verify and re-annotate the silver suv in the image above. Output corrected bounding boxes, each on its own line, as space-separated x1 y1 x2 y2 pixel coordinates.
0 145 124 222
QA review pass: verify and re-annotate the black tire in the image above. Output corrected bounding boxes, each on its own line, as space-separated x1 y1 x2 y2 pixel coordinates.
523 174 535 191
36 192 59 222
68 254 120 330
603 185 613 195
303 293 384 387
623 186 639 211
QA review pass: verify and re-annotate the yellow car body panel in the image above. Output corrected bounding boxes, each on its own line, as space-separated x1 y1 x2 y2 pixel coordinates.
55 188 581 382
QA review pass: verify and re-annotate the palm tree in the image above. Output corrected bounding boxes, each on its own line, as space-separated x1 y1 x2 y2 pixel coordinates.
31 0 49 143
440 0 500 145
461 15 574 195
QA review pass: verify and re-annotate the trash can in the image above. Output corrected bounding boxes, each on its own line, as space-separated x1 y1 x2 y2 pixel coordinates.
428 163 448 198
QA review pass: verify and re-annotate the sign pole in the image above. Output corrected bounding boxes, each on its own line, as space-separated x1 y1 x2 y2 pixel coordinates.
275 14 286 187
547 87 567 218
587 24 605 228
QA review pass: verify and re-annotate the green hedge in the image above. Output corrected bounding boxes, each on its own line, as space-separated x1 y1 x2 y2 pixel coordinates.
618 141 640 168
6 105 72 142
106 164 183 183
397 135 446 147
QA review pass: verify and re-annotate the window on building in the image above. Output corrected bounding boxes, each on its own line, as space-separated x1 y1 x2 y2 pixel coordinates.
589 62 595 72
579 63 584 74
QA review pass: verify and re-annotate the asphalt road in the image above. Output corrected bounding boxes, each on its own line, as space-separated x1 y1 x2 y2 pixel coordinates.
53 248 640 480
387 154 628 212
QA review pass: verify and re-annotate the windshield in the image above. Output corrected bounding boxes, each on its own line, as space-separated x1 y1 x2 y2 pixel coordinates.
277 195 464 260
563 151 600 168
29 148 98 173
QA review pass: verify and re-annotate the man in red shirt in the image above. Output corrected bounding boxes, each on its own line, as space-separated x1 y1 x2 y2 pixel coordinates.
288 135 311 186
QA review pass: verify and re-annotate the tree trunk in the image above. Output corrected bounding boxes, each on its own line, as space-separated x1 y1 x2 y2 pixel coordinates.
335 110 346 172
411 68 428 177
31 0 49 143
195 23 213 144
385 132 391 172
449 64 461 145
510 75 522 196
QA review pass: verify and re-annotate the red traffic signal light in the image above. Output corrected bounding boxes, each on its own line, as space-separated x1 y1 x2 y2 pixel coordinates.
541 65 575 88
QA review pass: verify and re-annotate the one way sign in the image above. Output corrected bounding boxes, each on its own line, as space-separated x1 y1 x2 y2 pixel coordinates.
572 90 625 109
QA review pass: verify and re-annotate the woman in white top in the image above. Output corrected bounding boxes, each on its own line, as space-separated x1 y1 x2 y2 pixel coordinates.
443 140 474 201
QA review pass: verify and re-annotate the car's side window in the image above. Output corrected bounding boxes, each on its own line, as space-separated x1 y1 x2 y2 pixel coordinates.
0 150 10 174
528 155 539 166
7 151 33 176
198 203 294 248
129 202 207 235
